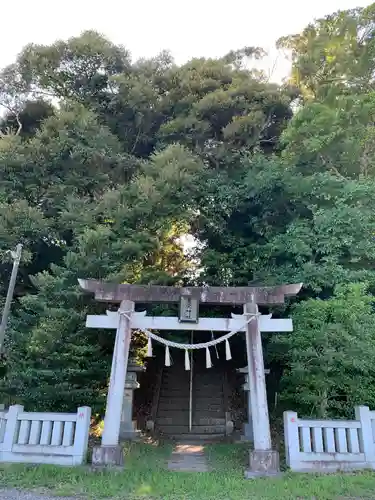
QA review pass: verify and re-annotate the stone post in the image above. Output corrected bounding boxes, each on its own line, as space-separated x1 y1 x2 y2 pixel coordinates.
244 301 280 478
119 358 144 440
72 406 92 465
355 406 375 467
2 405 23 461
92 300 134 466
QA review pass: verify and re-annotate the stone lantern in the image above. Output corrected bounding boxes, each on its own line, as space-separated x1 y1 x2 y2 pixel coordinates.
119 358 145 440
237 366 270 442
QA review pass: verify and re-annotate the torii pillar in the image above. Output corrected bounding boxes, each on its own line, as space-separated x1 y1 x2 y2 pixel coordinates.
244 299 276 477
79 279 301 474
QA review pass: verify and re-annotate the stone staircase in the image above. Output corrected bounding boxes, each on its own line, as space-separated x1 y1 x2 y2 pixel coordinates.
155 351 227 440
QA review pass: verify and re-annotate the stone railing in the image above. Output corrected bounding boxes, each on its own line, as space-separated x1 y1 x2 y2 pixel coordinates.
284 406 375 472
0 405 91 466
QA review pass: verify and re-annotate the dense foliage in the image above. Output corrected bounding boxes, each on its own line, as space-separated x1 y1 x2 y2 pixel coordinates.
1 4 375 417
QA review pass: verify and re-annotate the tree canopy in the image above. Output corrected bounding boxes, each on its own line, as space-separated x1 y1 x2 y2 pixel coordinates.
1 4 375 418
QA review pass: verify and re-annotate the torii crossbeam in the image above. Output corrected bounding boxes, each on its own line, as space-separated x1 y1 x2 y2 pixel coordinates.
79 279 302 476
78 279 301 305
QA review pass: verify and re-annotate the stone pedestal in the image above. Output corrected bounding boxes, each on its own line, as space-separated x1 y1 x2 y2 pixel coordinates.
245 450 280 478
92 445 124 467
119 359 144 441
242 423 253 442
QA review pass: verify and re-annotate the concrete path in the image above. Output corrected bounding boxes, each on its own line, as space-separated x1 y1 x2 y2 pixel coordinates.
167 443 210 472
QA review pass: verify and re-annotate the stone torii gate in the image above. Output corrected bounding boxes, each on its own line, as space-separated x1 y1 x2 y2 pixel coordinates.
79 279 302 477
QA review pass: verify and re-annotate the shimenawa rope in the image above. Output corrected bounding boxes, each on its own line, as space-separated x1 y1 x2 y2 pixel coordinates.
119 311 259 350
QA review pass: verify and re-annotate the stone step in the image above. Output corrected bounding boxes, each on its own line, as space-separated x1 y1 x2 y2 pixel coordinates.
158 400 224 408
166 433 226 441
161 379 189 384
194 384 224 389
161 373 188 379
191 384 222 388
159 396 189 402
158 403 225 414
194 418 226 426
194 402 223 409
158 405 190 413
163 366 189 372
193 386 223 394
157 425 189 434
194 400 223 406
157 407 224 417
160 380 189 387
195 386 223 390
161 386 189 391
163 372 190 379
196 376 223 382
159 394 190 400
193 397 224 408
158 412 225 421
194 393 223 398
160 388 190 395
160 385 188 390
159 394 222 400
194 405 224 412
161 380 222 388
193 383 224 388
158 397 189 406
194 393 224 399
156 416 189 426
192 425 226 434
163 371 190 377
157 401 225 417
174 433 225 443
156 416 225 426
156 410 225 425
194 409 225 415
158 425 226 435
163 375 220 382
161 378 190 385
159 395 190 404
157 408 190 416
163 388 191 392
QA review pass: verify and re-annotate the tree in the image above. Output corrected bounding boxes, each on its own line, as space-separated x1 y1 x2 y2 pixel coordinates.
3 35 294 161
0 100 55 140
3 17 375 419
2 144 204 410
278 4 375 100
281 93 375 179
18 31 131 104
271 283 375 418
0 64 29 137
0 33 296 411
0 103 135 297
157 57 294 165
195 151 375 296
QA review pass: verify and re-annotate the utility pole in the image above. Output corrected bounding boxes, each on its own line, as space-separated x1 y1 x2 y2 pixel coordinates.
0 244 22 353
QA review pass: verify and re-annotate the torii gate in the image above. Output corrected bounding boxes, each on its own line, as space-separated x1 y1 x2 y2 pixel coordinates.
79 279 302 476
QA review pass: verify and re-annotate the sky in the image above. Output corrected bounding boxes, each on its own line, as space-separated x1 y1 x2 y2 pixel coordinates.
0 0 373 82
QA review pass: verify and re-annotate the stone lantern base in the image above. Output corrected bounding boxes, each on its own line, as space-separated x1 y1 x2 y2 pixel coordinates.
119 420 141 441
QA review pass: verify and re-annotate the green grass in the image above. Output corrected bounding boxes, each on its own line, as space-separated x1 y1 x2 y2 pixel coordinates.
1 442 375 499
